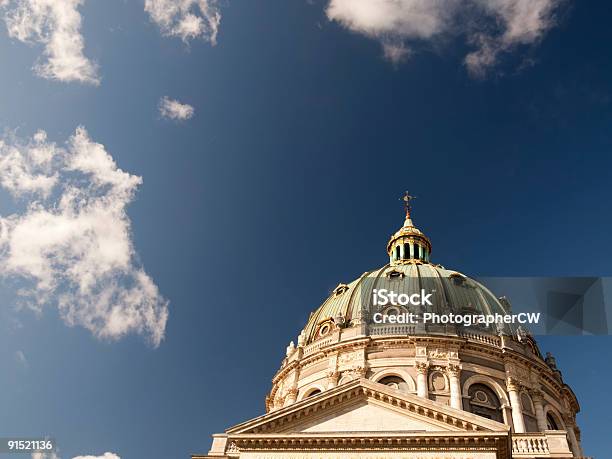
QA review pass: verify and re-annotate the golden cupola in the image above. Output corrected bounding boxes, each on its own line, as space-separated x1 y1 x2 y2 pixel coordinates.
386 192 431 265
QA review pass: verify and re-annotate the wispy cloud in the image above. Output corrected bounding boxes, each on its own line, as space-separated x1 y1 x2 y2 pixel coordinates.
159 96 195 121
0 128 169 347
325 0 564 76
32 452 119 459
1 0 99 84
145 0 221 44
32 453 59 459
73 454 120 459
15 350 28 368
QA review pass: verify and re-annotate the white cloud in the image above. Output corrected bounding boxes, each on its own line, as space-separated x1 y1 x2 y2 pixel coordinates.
73 454 120 459
325 0 563 75
32 452 120 459
159 96 195 120
145 0 221 44
1 0 99 84
0 128 169 347
465 0 561 77
31 453 60 459
15 349 28 368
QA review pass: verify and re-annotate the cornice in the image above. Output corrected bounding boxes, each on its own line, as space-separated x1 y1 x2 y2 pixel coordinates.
228 431 510 459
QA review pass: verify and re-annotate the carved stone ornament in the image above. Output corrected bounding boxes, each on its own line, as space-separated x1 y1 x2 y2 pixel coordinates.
446 363 461 377
428 348 448 359
342 366 367 381
506 377 522 392
415 361 429 374
338 352 356 365
506 363 530 383
226 441 239 453
326 370 340 385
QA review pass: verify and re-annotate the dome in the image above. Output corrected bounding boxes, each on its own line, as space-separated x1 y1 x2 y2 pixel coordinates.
262 198 583 458
301 262 511 345
298 196 513 346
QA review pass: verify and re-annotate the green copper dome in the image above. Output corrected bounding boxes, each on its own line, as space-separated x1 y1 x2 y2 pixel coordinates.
301 263 511 345
299 206 512 345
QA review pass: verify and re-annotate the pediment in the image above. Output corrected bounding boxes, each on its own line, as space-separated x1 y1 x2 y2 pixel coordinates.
286 399 455 433
226 379 509 435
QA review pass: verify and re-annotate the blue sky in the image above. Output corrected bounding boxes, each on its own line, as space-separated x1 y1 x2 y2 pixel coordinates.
1 0 612 458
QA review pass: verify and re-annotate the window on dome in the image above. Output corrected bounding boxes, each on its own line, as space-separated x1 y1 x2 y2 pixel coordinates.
415 244 421 260
333 284 349 296
546 412 560 430
304 389 321 399
395 246 400 260
466 383 503 423
450 273 466 286
319 323 331 336
377 376 410 393
385 306 400 316
403 243 410 259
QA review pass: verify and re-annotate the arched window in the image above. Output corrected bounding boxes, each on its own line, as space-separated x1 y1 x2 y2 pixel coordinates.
521 392 538 432
467 383 503 423
304 389 321 399
546 412 560 430
403 243 410 259
377 375 411 393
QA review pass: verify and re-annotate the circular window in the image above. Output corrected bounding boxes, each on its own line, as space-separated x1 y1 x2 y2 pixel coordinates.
319 324 330 336
474 390 488 403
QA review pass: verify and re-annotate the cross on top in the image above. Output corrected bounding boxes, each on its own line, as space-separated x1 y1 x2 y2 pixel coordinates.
401 191 416 218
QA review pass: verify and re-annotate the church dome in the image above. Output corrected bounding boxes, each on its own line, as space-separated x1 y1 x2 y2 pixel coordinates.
299 193 512 346
301 263 511 345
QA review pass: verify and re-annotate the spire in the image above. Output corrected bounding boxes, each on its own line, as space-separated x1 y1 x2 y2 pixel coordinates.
401 191 416 219
400 191 417 229
387 193 432 265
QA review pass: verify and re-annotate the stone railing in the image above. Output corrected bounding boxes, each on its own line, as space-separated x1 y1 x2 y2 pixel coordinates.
512 434 550 456
303 336 336 355
369 323 416 336
512 431 573 457
459 330 501 347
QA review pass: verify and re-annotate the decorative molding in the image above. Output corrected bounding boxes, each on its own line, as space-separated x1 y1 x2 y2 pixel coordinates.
415 362 429 375
446 363 461 378
507 377 522 393
228 432 510 459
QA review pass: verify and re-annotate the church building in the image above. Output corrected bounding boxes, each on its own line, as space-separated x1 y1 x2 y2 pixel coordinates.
194 198 586 459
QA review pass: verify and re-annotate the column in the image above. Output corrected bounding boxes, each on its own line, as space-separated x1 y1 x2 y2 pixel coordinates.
563 415 583 458
447 364 462 410
530 389 547 432
507 378 525 433
415 362 428 398
400 242 405 259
